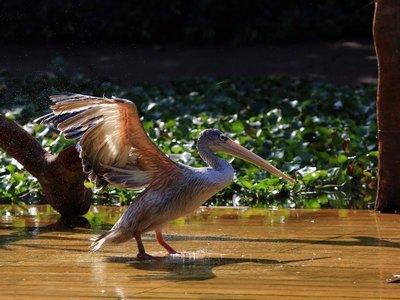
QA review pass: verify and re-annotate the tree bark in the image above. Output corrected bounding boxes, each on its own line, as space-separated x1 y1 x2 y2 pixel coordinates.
0 115 92 216
374 0 400 212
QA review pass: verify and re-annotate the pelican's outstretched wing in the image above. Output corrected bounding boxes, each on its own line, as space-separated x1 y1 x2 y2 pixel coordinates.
35 94 180 189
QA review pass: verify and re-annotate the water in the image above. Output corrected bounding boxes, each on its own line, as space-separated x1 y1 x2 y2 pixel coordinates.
1 205 399 298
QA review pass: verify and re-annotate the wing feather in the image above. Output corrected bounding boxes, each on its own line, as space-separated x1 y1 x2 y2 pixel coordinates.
35 93 180 189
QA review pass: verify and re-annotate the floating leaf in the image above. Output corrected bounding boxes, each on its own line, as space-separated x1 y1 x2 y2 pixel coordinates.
367 151 379 158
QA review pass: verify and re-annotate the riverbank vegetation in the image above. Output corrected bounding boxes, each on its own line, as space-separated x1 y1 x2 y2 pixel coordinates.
0 72 377 208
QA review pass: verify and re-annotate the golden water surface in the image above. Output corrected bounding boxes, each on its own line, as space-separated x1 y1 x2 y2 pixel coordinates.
1 205 400 299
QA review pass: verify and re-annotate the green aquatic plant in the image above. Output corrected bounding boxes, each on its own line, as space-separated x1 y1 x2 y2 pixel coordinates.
0 73 377 208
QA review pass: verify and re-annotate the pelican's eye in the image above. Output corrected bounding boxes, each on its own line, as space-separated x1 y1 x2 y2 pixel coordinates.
219 134 228 142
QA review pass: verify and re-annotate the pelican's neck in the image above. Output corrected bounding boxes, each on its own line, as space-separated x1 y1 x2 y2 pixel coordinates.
193 139 234 195
198 142 229 171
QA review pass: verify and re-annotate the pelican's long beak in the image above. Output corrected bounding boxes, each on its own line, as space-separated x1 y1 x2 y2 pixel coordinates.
217 139 295 184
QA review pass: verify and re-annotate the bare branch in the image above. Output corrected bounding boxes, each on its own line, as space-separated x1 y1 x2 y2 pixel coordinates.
0 115 92 216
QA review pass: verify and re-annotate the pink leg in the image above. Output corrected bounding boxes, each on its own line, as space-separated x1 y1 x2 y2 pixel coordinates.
156 229 179 254
134 231 154 259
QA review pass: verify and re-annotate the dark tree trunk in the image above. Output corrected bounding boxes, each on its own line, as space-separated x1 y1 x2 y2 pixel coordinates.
0 115 92 216
374 0 400 212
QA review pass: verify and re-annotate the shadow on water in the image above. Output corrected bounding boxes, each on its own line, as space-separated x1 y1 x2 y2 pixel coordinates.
162 235 400 249
2 227 400 252
0 216 90 250
107 255 329 281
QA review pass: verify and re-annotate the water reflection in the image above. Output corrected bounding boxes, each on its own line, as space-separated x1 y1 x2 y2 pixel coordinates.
0 215 90 249
2 205 400 251
107 255 328 281
45 216 90 231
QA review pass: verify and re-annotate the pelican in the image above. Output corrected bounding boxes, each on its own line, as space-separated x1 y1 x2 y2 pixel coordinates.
35 94 294 259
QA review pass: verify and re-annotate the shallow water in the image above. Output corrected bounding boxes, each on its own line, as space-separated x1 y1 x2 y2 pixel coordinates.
1 205 400 299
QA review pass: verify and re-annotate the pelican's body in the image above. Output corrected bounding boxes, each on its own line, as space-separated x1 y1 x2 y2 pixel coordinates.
102 162 233 250
35 94 293 258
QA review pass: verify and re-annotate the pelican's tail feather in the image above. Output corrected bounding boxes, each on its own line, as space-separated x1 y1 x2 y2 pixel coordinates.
90 228 132 252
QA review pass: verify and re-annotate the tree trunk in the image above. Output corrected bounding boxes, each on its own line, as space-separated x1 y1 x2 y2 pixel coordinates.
374 0 400 212
0 115 92 216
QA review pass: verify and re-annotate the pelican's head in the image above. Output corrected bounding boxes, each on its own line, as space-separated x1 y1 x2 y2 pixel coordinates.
198 129 294 183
